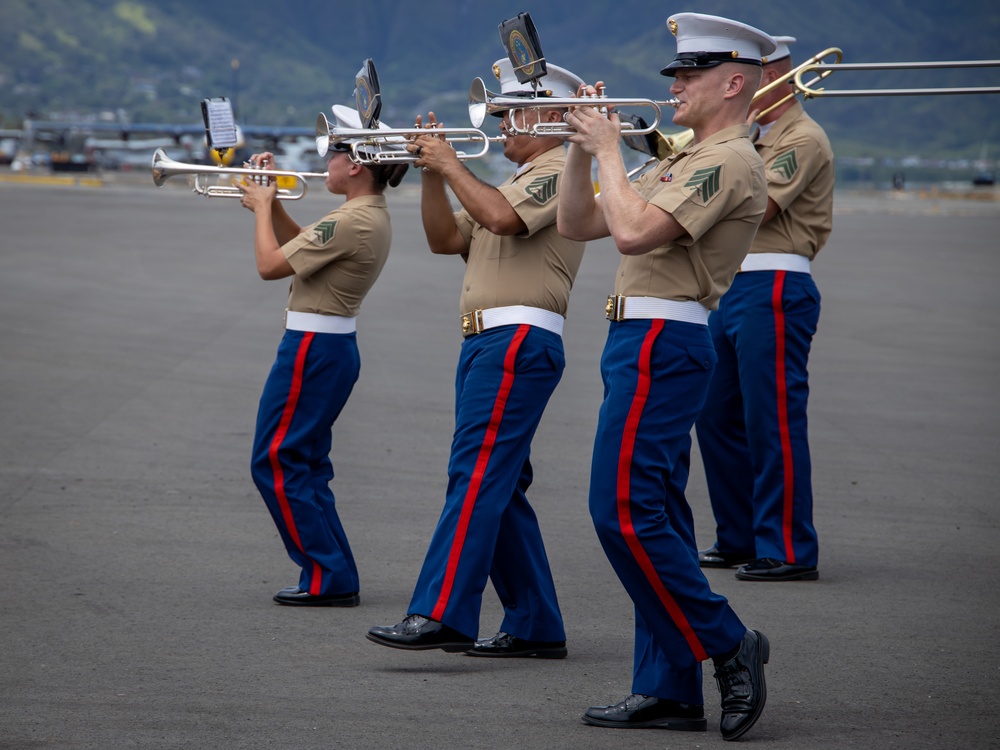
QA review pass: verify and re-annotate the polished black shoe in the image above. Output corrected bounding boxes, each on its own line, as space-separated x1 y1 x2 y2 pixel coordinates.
713 629 769 741
366 614 474 652
735 557 819 581
466 631 567 659
698 545 756 569
582 694 706 731
272 586 360 607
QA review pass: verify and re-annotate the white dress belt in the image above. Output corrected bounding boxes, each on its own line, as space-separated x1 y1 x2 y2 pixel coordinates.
461 305 564 337
285 310 357 334
606 295 710 325
739 253 811 274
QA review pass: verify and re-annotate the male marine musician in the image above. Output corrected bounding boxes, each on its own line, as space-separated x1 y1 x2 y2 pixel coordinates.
366 59 587 658
557 12 774 740
696 35 835 582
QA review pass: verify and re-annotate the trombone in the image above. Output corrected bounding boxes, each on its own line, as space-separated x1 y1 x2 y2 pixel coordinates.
468 77 678 137
315 113 503 165
151 148 325 200
792 59 1000 98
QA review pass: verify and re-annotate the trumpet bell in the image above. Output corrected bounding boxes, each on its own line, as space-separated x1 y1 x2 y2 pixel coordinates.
151 147 178 187
468 77 494 128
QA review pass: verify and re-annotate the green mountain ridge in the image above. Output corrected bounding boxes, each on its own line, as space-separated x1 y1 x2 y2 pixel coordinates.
2 0 999 158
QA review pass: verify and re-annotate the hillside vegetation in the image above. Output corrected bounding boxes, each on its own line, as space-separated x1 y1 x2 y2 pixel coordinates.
1 0 998 157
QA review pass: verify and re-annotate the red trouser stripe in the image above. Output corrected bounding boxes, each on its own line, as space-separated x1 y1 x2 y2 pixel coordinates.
267 331 323 594
430 325 530 622
771 271 796 563
616 320 708 663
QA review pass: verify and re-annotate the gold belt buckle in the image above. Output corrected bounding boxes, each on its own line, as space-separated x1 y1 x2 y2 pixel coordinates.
605 295 626 322
461 309 485 336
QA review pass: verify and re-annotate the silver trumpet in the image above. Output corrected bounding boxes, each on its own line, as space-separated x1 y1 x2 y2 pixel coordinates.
468 77 679 137
316 113 503 165
150 148 325 200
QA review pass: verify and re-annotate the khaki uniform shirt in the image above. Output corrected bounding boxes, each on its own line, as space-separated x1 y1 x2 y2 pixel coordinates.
751 102 834 259
619 124 767 310
281 194 391 317
454 145 585 316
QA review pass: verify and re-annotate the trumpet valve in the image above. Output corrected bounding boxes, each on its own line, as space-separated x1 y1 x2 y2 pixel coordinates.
242 161 274 186
593 85 609 116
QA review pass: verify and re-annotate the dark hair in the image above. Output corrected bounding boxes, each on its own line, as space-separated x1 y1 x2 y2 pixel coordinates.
364 162 409 189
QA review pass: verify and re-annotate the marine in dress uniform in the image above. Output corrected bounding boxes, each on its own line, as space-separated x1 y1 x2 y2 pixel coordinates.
695 36 834 582
237 115 407 606
558 13 775 740
366 61 586 658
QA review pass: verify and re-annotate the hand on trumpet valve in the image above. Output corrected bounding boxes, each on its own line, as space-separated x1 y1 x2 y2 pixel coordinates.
563 82 623 158
236 162 278 212
244 151 277 187
406 112 456 175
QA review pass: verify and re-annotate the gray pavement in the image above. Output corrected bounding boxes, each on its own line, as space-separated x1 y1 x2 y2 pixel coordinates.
1 175 999 749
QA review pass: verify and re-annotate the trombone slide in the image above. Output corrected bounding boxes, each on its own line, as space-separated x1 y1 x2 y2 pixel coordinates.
792 59 1000 98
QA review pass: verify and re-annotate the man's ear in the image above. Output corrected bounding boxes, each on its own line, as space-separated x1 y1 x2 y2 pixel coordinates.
725 72 746 98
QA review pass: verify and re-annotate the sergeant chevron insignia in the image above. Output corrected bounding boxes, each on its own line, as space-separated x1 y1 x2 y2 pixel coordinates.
314 220 338 244
683 165 721 202
524 174 558 205
771 149 799 180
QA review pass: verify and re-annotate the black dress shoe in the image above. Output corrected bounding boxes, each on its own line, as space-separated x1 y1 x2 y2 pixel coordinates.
466 631 567 659
272 586 360 607
366 614 474 652
735 557 819 581
698 545 756 569
582 694 706 731
713 629 769 740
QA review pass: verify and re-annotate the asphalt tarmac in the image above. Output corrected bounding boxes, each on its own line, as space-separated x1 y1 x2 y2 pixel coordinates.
1 174 998 750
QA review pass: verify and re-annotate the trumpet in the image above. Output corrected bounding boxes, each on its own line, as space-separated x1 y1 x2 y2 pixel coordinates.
315 113 503 165
468 77 678 137
151 148 325 199
792 58 1000 98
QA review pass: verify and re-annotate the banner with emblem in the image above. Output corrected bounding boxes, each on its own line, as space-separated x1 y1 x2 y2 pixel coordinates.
354 58 382 130
497 13 546 85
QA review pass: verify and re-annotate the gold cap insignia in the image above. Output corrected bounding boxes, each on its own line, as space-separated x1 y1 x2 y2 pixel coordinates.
668 18 678 36
493 63 501 80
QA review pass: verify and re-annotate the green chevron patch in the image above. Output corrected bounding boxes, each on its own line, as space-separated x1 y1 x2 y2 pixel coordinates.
684 165 721 202
524 174 558 205
314 220 338 244
771 149 799 180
